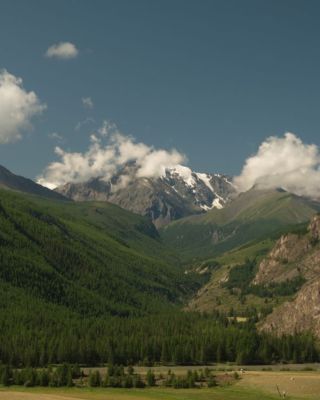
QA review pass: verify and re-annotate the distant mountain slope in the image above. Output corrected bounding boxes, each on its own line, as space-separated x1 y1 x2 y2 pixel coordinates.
187 214 320 338
186 237 278 315
55 164 235 227
0 188 193 317
0 165 67 201
160 188 320 261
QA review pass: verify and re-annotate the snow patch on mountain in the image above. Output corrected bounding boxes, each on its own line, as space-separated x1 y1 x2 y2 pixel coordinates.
168 165 196 187
196 172 214 191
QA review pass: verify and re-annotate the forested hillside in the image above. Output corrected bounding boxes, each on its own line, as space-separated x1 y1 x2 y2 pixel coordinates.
0 165 67 201
0 188 317 367
0 189 191 316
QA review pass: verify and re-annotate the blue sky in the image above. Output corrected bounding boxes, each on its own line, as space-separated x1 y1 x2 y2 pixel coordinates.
1 0 320 181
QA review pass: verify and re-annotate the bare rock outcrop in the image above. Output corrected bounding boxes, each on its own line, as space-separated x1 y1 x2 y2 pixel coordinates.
253 215 320 285
309 214 320 241
253 234 308 285
257 215 320 337
260 278 320 337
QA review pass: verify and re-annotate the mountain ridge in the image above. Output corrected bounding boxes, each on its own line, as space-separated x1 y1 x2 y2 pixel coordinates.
160 188 320 261
0 164 67 201
55 164 236 227
0 187 196 317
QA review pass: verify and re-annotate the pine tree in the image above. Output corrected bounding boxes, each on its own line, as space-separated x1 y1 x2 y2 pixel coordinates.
133 374 145 388
207 374 217 387
123 375 133 388
88 370 101 387
127 365 134 375
102 373 109 387
39 369 49 387
66 368 74 387
1 365 11 386
146 369 156 386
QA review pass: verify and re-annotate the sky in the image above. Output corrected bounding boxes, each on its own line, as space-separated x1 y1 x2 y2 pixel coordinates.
1 0 320 183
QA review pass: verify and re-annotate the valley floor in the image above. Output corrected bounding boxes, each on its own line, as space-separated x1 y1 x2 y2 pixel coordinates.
2 369 320 400
0 386 281 400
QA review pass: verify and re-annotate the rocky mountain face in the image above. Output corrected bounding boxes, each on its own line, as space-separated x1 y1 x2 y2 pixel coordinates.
261 279 320 337
55 164 235 227
0 165 67 201
254 215 320 285
258 215 320 337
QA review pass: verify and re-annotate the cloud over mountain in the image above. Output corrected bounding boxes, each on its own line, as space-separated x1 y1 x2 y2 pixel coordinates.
45 42 79 59
38 122 185 189
234 133 320 199
0 70 46 144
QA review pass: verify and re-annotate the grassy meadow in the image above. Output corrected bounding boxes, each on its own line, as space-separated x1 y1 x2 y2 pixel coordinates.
2 367 320 400
0 386 283 400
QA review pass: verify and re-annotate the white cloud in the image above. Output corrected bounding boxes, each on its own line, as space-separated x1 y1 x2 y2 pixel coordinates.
0 69 46 144
48 132 63 142
82 97 94 109
234 132 320 199
38 121 186 189
45 42 79 59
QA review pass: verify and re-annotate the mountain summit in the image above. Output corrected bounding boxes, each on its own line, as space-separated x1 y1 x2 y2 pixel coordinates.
55 164 235 227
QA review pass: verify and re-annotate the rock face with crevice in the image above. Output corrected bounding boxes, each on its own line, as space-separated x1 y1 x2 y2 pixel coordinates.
254 215 320 285
259 215 320 337
253 234 310 285
261 278 320 337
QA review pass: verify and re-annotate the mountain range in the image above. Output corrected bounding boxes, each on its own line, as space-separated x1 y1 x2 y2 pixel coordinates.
1 162 320 347
55 164 235 227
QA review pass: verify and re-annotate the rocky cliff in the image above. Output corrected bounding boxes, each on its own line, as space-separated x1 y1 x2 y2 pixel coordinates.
259 215 320 337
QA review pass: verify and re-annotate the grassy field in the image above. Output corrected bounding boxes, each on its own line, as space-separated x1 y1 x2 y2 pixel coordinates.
0 386 282 400
238 370 320 399
2 369 320 400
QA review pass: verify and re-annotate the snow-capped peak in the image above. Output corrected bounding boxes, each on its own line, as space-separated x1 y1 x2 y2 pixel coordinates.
167 165 196 187
56 162 236 227
162 164 235 211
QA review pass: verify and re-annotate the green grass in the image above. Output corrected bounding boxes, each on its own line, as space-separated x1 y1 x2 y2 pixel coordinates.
0 385 284 400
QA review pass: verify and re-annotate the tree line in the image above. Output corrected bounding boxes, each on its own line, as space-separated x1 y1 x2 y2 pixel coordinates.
0 363 234 389
0 307 318 367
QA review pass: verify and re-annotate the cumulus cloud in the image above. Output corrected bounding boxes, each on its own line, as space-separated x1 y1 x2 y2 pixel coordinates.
234 132 320 199
45 42 79 59
0 69 46 144
38 121 185 189
82 97 94 109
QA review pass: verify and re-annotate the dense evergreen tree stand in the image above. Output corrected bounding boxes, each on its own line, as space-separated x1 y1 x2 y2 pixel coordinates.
0 305 317 367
